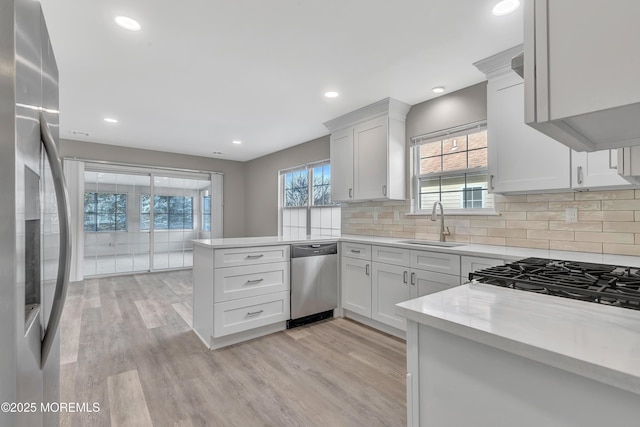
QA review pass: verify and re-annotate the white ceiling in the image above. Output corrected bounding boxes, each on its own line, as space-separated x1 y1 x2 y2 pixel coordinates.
40 0 523 162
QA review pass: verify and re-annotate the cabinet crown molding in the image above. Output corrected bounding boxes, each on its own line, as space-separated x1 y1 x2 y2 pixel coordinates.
473 44 523 79
323 97 411 133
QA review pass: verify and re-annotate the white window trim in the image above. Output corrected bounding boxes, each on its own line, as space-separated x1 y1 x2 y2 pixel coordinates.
278 160 340 237
411 121 496 216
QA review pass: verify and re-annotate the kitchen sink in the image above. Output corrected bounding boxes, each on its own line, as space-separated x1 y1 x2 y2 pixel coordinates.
399 240 466 248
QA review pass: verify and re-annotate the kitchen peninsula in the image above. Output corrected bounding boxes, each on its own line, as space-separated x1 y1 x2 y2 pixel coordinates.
396 283 640 427
191 236 336 349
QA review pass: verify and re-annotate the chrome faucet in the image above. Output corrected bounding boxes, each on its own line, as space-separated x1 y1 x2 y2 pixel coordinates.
431 201 450 242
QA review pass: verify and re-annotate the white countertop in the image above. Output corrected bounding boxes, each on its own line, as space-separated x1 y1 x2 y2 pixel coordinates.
396 283 640 395
192 235 338 249
194 234 640 267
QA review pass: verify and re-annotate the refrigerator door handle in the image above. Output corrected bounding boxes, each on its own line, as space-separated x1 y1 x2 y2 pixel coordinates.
39 112 71 369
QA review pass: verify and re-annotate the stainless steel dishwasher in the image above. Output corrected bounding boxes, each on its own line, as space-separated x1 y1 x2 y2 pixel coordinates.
288 242 338 328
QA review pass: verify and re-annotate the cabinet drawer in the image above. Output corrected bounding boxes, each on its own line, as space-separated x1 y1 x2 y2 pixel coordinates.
341 242 371 260
214 262 290 302
461 256 505 281
213 291 289 338
214 245 289 268
372 245 410 266
410 250 460 276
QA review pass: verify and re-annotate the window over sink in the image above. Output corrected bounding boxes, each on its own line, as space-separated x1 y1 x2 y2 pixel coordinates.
412 122 495 214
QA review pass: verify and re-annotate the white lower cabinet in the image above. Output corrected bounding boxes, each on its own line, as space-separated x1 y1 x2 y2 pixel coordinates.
412 269 461 297
214 291 289 337
461 256 506 281
341 245 508 335
341 253 372 317
192 244 291 350
368 246 463 332
372 263 411 331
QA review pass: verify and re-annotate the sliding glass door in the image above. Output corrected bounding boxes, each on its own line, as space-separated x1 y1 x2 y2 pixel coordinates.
149 176 211 270
80 163 221 278
83 170 151 276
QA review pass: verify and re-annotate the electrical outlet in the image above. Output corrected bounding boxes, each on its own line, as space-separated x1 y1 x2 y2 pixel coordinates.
565 207 578 223
373 211 379 221
393 211 400 221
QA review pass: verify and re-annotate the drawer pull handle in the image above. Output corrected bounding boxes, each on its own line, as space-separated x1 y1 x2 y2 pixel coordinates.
247 309 264 316
247 254 264 259
411 272 416 286
351 249 361 253
246 278 264 284
403 271 408 284
366 264 370 276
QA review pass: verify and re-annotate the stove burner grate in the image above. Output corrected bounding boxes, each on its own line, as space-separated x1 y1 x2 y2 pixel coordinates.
470 258 640 311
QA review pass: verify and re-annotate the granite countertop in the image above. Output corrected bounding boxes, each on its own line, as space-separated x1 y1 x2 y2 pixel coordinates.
396 283 640 395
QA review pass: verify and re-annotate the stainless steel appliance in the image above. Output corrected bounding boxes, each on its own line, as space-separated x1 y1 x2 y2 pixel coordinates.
471 258 640 311
1 0 71 426
288 243 338 328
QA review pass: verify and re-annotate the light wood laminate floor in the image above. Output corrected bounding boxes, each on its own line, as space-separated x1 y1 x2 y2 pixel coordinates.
60 271 407 426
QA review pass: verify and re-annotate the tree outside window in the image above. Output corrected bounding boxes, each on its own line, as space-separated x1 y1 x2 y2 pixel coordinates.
140 195 194 230
84 192 128 232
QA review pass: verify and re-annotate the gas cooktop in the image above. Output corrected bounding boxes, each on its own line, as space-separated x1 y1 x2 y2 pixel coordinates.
469 257 640 311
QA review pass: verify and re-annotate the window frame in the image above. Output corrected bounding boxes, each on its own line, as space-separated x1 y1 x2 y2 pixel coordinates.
278 160 340 237
412 122 495 215
280 160 337 211
140 194 195 231
202 195 212 232
83 191 128 233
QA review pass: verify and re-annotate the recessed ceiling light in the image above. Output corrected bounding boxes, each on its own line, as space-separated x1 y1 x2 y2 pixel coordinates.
71 130 90 136
492 0 520 16
324 91 340 98
114 16 141 31
212 151 224 155
104 117 118 123
432 86 445 94
232 140 242 145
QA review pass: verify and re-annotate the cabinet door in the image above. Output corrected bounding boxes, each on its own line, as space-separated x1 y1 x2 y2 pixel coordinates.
488 74 571 193
460 256 504 282
354 116 388 200
410 269 460 298
543 1 640 120
571 149 630 189
372 263 410 331
330 128 354 202
341 257 371 317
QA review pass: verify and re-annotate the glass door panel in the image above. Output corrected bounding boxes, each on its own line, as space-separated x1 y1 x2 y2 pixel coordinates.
151 175 210 270
83 170 151 276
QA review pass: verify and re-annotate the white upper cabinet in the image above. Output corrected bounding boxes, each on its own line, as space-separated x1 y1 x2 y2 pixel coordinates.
571 149 632 190
523 0 640 152
475 46 571 194
329 128 354 201
324 98 410 202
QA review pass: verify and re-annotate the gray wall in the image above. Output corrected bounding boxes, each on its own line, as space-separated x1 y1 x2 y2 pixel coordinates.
406 82 487 139
60 139 247 237
243 135 331 237
403 82 488 197
61 83 487 239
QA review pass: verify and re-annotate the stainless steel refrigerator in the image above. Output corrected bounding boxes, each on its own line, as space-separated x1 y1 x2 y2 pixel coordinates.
1 0 71 426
